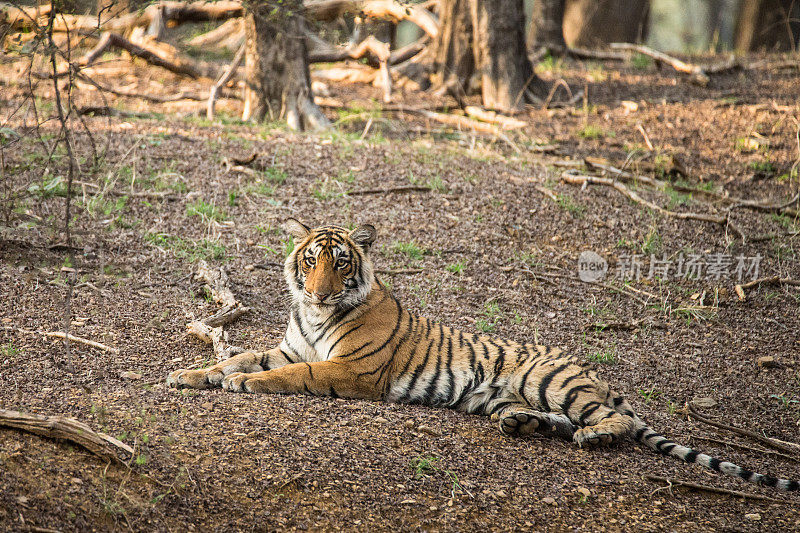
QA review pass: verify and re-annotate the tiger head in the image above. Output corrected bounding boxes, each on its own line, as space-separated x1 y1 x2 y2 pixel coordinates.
283 219 377 309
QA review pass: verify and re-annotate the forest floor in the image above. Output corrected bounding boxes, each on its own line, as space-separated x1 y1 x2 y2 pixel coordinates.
1 52 800 532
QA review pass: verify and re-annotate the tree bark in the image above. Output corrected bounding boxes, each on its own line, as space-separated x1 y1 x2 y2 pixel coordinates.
562 0 650 48
470 0 547 112
734 0 800 51
430 0 474 102
527 0 566 50
242 0 329 130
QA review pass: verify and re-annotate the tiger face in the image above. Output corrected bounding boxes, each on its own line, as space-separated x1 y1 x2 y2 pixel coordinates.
283 219 376 309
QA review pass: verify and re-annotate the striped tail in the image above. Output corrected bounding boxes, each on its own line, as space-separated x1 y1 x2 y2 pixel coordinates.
632 418 800 491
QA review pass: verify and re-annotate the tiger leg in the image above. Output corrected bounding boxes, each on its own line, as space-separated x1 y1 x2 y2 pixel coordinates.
496 404 576 440
167 347 291 389
571 405 634 448
222 361 380 400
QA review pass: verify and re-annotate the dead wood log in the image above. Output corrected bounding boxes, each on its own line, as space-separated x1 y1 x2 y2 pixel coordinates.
306 0 439 38
464 106 527 130
308 35 392 102
186 260 249 362
1 3 51 31
186 18 243 48
48 1 244 34
609 43 710 86
79 31 222 79
0 409 133 464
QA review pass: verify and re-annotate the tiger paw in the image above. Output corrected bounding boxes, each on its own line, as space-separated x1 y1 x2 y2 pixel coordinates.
167 368 223 389
221 372 270 393
573 427 615 448
499 410 548 437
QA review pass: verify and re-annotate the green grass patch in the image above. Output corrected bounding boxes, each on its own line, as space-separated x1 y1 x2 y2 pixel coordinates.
186 199 227 222
392 240 426 260
144 233 226 262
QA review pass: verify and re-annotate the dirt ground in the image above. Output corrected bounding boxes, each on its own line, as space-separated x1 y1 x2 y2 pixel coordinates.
1 52 800 532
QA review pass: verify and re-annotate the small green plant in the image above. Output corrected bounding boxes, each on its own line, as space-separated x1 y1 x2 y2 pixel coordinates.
555 193 585 217
586 347 616 364
638 388 662 403
748 160 775 175
392 240 426 260
228 191 238 206
446 260 466 274
577 125 607 140
770 393 799 409
1 343 20 357
640 227 661 255
135 454 147 466
282 236 295 257
475 318 495 333
186 199 227 222
409 455 468 498
631 53 652 70
484 300 502 321
664 186 691 209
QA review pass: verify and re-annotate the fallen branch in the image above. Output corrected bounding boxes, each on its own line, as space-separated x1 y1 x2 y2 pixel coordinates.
346 185 431 196
688 404 800 457
48 1 244 34
375 268 424 275
208 42 245 120
533 185 559 203
186 261 249 362
43 331 119 354
186 18 242 48
610 43 710 86
734 276 800 301
0 409 133 465
645 474 783 503
562 171 744 240
690 435 800 464
464 106 527 130
306 0 439 38
86 32 222 80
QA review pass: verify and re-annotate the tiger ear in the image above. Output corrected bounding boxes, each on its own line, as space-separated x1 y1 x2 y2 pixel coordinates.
283 218 311 240
349 224 377 251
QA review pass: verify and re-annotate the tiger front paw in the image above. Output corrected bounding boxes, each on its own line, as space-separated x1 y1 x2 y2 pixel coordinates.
166 367 224 390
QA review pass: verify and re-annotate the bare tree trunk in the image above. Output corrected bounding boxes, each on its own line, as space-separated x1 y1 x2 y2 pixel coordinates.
734 0 800 51
242 0 329 130
527 0 566 50
562 0 650 48
430 0 474 102
470 0 547 112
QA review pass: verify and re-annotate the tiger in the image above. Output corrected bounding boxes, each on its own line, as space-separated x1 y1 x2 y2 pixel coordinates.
167 219 799 491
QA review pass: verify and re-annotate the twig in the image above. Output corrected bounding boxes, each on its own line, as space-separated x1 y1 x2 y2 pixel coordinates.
734 275 800 300
690 435 800 464
375 268 423 275
207 42 245 120
645 475 784 503
636 122 654 151
561 172 745 241
0 409 133 465
688 404 800 457
533 185 559 203
737 276 800 291
43 331 120 354
346 185 431 196
609 43 710 85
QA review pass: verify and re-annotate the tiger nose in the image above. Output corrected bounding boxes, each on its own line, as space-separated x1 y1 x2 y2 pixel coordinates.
313 291 330 301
